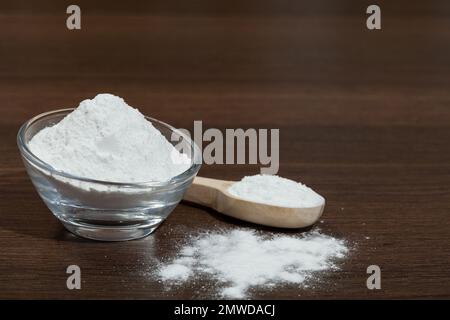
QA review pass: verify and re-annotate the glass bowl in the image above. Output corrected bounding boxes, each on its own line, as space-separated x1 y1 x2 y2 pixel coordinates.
17 109 201 241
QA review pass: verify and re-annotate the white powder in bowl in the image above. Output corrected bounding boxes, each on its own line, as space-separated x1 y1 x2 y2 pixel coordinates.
29 94 190 183
158 229 348 299
228 174 325 208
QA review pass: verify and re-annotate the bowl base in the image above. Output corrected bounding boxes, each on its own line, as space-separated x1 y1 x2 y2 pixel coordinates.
62 221 159 241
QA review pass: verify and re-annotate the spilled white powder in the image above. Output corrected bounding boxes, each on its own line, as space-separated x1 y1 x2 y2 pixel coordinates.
29 94 190 183
158 229 348 299
228 174 324 208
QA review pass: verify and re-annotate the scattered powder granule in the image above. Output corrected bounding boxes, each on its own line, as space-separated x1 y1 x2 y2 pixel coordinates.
29 93 190 183
157 229 349 299
228 174 325 208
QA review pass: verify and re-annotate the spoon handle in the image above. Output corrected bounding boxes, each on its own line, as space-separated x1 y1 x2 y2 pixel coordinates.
183 176 233 208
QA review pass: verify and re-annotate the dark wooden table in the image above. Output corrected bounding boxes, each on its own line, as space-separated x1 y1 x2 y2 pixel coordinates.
1 0 450 299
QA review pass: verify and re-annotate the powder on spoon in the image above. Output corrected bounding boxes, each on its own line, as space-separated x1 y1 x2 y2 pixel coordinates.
29 93 190 183
228 174 324 208
158 229 348 299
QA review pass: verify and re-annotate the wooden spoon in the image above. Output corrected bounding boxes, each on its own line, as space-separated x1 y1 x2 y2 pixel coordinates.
183 176 325 228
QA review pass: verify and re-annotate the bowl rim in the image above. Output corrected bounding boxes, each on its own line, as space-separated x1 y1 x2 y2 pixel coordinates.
17 108 202 188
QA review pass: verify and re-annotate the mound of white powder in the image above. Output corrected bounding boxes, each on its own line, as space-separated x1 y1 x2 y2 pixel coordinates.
158 229 348 299
228 174 325 208
29 94 190 183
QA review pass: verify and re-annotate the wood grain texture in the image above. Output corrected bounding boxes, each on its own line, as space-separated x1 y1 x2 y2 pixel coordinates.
1 0 450 299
